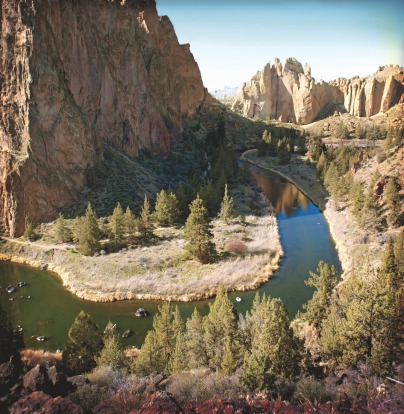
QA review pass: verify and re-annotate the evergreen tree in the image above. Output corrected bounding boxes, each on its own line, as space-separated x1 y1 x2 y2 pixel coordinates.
154 190 171 226
24 220 36 241
96 335 127 372
169 330 187 374
385 177 401 226
132 331 160 376
316 152 327 179
303 261 339 330
278 137 291 165
323 161 339 196
184 195 216 263
63 311 104 375
243 295 302 390
361 178 382 230
203 286 241 372
185 308 209 368
394 230 404 278
124 206 137 243
109 202 125 249
349 181 365 220
175 183 189 220
138 195 154 240
55 213 72 243
78 203 101 256
219 184 234 224
167 190 180 225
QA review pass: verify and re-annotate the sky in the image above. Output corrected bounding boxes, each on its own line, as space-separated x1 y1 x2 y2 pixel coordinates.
156 0 404 91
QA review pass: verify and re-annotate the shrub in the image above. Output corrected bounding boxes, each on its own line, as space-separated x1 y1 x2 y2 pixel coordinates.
295 377 336 404
225 239 247 255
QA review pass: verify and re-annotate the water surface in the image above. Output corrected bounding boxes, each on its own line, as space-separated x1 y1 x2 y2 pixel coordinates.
0 165 341 350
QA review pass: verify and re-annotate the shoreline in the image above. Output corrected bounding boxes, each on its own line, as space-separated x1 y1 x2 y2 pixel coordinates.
241 150 351 274
0 183 283 303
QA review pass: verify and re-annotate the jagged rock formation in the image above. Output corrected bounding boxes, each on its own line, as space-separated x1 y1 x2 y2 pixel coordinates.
0 0 210 237
332 65 404 117
232 58 344 125
232 58 404 124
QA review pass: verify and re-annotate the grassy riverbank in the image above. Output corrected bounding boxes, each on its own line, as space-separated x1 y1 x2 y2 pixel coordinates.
0 183 282 302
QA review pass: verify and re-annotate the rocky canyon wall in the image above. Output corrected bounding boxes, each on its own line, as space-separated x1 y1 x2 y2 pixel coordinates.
0 0 209 236
232 58 404 124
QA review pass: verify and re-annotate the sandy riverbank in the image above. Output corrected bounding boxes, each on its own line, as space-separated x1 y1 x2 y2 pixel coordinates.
241 150 385 277
0 183 283 302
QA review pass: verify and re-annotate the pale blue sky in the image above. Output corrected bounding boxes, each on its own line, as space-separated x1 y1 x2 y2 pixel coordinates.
156 0 404 91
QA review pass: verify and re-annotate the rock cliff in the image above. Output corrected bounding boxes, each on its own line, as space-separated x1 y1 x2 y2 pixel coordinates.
232 58 404 124
0 0 209 237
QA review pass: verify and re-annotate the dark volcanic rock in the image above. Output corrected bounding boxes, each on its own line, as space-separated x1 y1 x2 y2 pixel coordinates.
22 364 52 394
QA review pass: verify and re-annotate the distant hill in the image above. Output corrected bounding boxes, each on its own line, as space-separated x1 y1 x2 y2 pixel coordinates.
210 86 238 104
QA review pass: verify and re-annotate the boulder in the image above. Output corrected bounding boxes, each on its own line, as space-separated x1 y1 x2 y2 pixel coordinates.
0 356 22 397
22 365 52 394
47 366 74 397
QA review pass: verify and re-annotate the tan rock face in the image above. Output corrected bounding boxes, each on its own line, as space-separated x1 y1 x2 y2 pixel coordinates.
232 59 404 124
333 65 404 117
0 0 209 236
232 58 344 124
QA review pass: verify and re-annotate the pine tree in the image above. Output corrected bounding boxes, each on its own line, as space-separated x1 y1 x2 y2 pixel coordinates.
167 190 180 225
324 161 339 197
78 203 101 256
219 184 234 224
138 195 154 240
124 206 137 243
169 330 187 374
96 335 127 372
184 195 216 264
394 230 404 277
303 261 339 330
55 213 72 243
175 183 189 220
349 181 365 220
63 311 104 375
278 137 291 165
185 308 209 368
132 331 160 376
384 177 401 226
154 190 171 226
203 285 241 371
24 220 36 241
109 202 125 249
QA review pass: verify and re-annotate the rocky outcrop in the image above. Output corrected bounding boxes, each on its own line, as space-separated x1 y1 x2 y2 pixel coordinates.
232 58 344 125
0 0 210 236
232 58 404 125
332 65 404 117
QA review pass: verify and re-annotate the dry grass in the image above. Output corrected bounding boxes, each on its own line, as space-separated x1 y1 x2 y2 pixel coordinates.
21 349 62 367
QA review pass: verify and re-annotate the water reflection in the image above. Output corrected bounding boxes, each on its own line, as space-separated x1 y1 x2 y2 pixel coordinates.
251 167 309 215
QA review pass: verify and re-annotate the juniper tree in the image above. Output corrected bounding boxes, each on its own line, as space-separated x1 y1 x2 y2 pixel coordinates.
109 202 125 249
78 203 101 256
394 230 404 277
278 137 291 165
349 181 365 220
138 194 154 240
96 335 127 372
63 311 104 375
184 195 216 263
303 261 339 330
185 308 209 368
154 190 171 226
55 213 72 243
219 184 234 224
124 206 137 243
175 183 189 219
384 177 401 226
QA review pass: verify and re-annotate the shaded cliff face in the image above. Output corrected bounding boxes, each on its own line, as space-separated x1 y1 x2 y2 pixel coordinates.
232 58 404 124
0 0 209 236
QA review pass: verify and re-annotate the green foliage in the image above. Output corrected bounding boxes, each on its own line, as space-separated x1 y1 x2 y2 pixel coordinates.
154 189 180 226
24 220 36 241
137 195 154 240
335 123 349 140
175 183 189 219
361 173 383 230
63 311 104 375
243 295 302 391
109 202 125 250
394 230 404 278
303 261 339 330
184 195 216 263
349 181 365 220
277 137 291 165
219 184 234 223
124 206 137 243
96 335 128 372
185 308 209 368
55 213 72 243
384 177 401 226
78 203 101 256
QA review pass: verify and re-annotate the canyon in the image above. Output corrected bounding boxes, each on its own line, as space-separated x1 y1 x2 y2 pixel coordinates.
0 0 210 237
232 58 404 124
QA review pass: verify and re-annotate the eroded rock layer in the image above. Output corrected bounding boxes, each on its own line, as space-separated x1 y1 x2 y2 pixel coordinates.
0 0 209 236
232 58 404 124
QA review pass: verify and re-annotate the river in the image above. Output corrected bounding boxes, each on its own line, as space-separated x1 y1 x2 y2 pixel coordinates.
0 165 341 351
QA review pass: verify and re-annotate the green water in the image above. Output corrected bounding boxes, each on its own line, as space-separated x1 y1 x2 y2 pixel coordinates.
0 166 341 350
